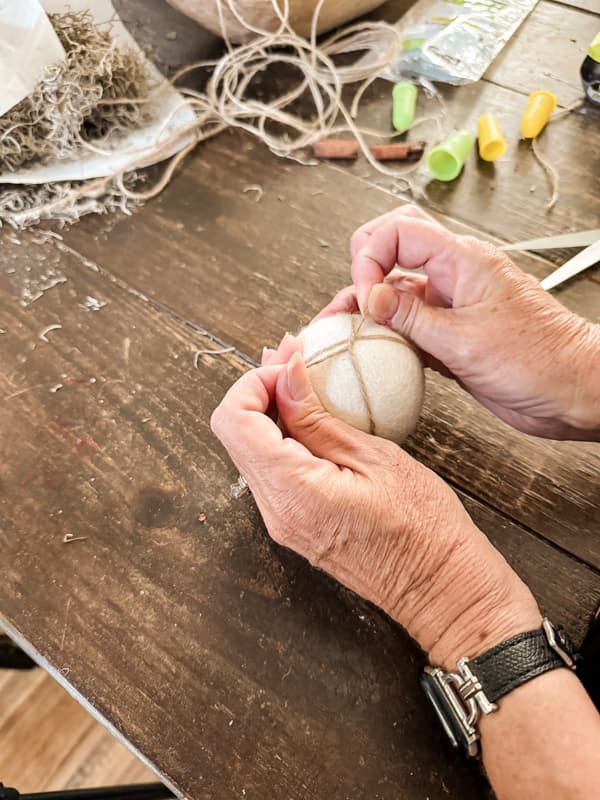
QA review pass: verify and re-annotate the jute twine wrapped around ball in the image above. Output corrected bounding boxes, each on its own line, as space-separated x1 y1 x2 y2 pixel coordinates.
167 0 388 42
299 313 425 443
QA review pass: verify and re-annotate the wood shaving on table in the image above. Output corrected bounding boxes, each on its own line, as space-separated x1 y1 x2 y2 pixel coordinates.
39 323 62 342
63 533 88 543
194 347 235 368
243 185 264 202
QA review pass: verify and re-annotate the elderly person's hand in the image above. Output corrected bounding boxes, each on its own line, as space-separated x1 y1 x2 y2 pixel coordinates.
212 210 600 800
319 206 600 440
211 333 600 800
211 336 540 669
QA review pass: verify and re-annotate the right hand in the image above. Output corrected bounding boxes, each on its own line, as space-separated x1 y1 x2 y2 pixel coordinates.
318 206 600 441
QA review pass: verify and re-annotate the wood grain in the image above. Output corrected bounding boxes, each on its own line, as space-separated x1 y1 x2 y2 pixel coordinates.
484 1 598 104
61 137 600 568
0 667 152 790
1 235 598 799
118 0 600 247
114 0 222 76
548 0 599 14
356 0 600 239
1 4 599 798
372 0 599 98
344 82 600 243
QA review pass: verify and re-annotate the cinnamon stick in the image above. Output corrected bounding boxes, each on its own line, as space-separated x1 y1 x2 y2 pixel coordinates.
313 138 426 161
370 141 426 161
312 139 359 159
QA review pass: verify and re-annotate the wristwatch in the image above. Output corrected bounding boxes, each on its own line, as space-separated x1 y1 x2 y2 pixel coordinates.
421 617 578 756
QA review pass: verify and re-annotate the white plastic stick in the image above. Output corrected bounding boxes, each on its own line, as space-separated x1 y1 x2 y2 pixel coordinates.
503 230 600 251
541 240 600 291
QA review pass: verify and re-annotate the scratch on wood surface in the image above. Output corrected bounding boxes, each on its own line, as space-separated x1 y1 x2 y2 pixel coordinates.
98 378 124 397
39 323 62 343
70 435 100 461
60 597 72 651
4 383 46 401
123 337 131 364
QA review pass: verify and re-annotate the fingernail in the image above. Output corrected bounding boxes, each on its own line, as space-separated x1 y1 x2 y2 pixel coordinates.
357 293 366 316
287 351 311 401
261 347 275 367
369 284 400 321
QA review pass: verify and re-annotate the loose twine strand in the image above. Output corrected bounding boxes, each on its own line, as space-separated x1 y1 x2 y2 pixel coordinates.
530 98 583 211
347 315 376 435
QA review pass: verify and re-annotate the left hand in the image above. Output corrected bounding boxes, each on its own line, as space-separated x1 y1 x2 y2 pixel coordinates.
211 336 540 668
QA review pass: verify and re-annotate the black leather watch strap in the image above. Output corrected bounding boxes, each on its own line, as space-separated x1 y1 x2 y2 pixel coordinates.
470 628 572 703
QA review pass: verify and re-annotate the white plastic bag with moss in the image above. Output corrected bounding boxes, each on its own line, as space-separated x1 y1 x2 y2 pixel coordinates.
0 0 196 227
0 0 65 116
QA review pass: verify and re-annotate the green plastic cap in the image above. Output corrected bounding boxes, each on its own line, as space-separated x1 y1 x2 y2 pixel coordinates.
392 82 418 132
426 131 474 181
589 32 600 63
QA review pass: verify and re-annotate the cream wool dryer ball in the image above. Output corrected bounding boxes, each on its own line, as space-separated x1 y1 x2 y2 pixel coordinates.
298 313 425 443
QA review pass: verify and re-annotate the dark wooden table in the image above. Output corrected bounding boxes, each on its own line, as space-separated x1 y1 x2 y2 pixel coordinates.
1 1 599 798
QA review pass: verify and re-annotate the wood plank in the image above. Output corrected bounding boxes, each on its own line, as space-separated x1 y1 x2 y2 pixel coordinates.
117 0 599 245
1 234 598 799
110 0 600 254
106 0 600 253
548 0 599 15
355 2 600 243
343 82 600 246
0 668 152 790
372 0 599 96
484 1 598 103
60 137 600 568
113 0 222 77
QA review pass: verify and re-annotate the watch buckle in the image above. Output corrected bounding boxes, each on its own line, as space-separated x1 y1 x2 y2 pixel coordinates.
456 658 498 715
423 662 497 758
542 617 576 669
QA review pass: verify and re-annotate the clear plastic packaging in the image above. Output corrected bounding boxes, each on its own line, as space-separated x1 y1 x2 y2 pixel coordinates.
388 0 539 85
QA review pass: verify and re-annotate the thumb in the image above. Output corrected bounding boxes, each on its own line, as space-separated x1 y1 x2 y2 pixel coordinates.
368 283 454 366
276 352 369 468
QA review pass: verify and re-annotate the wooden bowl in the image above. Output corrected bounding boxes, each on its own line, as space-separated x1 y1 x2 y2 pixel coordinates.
166 0 388 42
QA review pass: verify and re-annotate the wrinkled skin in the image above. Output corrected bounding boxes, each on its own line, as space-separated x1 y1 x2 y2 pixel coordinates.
323 205 600 439
212 338 539 668
211 205 599 666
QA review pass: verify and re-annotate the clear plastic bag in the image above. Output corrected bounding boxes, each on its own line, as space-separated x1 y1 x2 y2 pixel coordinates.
388 0 539 85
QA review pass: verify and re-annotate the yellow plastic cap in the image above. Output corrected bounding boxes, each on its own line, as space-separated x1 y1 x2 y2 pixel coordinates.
477 113 507 161
520 90 557 139
589 32 600 62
